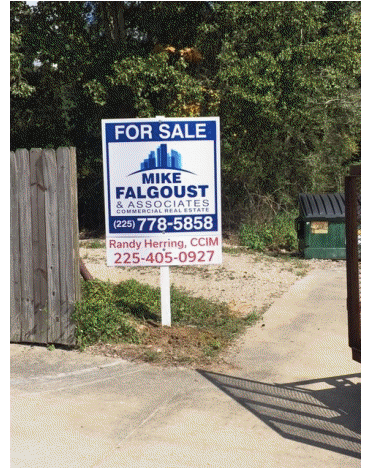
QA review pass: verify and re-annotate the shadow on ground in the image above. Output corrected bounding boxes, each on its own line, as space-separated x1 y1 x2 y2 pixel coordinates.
197 370 361 459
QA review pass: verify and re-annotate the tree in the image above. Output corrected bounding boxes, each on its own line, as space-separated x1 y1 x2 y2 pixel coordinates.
197 1 361 223
11 2 91 149
10 1 361 231
10 31 35 99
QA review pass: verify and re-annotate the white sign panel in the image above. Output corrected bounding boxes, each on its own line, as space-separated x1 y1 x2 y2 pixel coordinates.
102 117 222 266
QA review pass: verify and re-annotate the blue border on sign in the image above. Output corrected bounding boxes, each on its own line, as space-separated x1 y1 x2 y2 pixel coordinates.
103 118 220 236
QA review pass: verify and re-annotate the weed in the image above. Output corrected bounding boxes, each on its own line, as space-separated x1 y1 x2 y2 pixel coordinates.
143 349 161 362
86 240 105 249
244 308 261 325
222 246 248 255
277 256 309 277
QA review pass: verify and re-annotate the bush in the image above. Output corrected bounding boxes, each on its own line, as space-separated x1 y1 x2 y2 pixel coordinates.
240 211 298 252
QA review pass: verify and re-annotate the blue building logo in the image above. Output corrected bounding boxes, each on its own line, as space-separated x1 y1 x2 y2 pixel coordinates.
129 144 195 175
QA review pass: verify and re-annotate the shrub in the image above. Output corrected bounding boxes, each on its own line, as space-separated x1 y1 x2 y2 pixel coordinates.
240 211 298 252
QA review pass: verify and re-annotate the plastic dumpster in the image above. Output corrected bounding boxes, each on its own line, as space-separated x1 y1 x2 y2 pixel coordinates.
296 193 347 259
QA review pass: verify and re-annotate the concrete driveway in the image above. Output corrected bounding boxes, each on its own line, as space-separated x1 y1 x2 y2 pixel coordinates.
10 265 361 467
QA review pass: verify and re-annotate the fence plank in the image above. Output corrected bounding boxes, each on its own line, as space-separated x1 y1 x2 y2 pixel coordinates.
43 149 61 343
70 147 81 303
57 147 76 345
36 150 49 340
15 149 34 342
30 148 48 343
10 152 21 341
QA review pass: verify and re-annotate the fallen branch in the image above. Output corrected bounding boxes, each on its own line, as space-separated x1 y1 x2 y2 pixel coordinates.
80 258 93 281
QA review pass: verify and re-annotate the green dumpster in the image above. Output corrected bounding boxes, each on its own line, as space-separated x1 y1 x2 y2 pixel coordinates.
296 193 347 259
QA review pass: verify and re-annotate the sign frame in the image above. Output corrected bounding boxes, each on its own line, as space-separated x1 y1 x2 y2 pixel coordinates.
102 116 222 267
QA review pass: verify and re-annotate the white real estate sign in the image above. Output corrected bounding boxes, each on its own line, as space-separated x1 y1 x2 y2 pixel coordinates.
102 117 222 267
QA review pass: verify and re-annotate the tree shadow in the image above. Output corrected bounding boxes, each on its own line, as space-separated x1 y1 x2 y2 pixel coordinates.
197 370 361 459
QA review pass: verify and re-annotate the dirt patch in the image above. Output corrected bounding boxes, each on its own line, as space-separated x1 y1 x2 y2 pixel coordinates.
87 324 239 371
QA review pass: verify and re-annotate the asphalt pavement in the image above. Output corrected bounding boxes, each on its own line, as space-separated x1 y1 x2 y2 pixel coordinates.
10 265 361 467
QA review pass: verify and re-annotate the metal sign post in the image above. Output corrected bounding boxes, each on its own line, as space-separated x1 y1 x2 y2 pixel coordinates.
101 116 221 327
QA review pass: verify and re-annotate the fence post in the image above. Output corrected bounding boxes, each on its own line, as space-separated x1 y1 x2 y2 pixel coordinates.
70 147 81 303
345 165 361 362
56 147 79 345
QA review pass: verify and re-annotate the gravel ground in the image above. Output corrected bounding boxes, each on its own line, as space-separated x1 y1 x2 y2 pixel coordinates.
80 240 346 316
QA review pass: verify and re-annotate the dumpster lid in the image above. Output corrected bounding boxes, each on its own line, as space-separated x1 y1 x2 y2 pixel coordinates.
298 193 346 220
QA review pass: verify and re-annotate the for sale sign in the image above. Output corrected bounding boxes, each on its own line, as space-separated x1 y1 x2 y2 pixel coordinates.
102 117 221 266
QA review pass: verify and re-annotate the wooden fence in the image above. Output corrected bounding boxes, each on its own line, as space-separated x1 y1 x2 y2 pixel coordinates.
10 147 80 346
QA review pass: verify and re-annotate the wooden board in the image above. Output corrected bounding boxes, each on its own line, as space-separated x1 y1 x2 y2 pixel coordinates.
43 149 61 343
10 151 21 341
16 149 34 342
30 148 48 342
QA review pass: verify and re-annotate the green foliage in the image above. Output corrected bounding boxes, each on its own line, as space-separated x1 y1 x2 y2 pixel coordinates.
73 278 253 350
169 287 233 331
199 1 361 221
114 280 161 322
73 280 141 349
113 279 242 336
85 240 105 249
10 1 361 232
97 53 204 117
10 32 36 98
240 211 299 252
